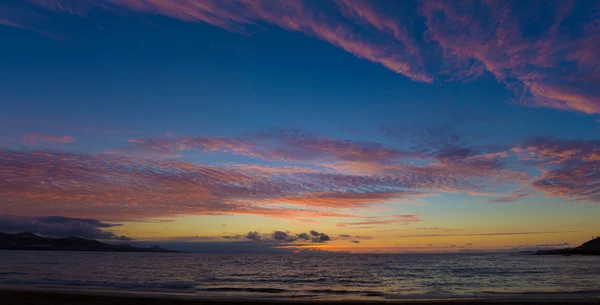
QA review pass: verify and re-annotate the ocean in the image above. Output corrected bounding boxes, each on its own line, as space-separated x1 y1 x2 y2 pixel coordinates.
1 250 600 301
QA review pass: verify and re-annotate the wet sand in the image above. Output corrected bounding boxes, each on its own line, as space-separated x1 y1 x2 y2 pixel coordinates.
2 289 600 305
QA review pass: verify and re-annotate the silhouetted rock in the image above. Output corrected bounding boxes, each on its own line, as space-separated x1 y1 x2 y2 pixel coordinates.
535 237 600 255
0 232 179 253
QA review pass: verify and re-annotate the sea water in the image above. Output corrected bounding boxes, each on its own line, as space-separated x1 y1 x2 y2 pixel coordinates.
1 251 599 300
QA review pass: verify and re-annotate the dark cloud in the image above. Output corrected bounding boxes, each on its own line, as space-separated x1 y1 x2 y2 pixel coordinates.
240 230 331 244
351 240 360 243
0 215 131 241
245 231 262 241
308 230 331 242
296 232 311 240
272 230 292 241
338 234 373 241
310 230 324 237
312 235 330 243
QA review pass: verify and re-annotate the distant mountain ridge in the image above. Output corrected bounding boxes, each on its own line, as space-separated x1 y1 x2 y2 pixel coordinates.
535 237 600 255
0 232 178 253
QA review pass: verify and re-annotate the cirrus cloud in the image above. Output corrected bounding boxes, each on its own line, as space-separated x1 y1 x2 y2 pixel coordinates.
3 0 598 114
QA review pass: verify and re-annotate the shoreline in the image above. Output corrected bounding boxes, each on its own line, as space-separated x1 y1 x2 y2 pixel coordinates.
1 287 600 304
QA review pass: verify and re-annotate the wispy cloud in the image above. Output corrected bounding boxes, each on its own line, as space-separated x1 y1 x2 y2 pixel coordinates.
4 0 599 114
0 150 357 219
514 137 600 203
0 214 130 240
22 133 76 145
395 231 578 238
337 214 421 227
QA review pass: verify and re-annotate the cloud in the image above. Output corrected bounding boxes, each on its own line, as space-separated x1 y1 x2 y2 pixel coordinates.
0 150 360 219
513 242 569 249
337 214 421 227
241 229 330 243
245 231 262 241
0 130 593 223
297 232 311 240
487 191 529 203
272 230 291 241
22 133 76 145
309 230 325 237
338 234 373 241
126 129 416 164
514 137 600 203
315 235 330 243
0 214 131 240
532 161 600 203
248 191 432 208
421 0 600 114
121 130 527 196
395 231 578 238
5 0 598 114
3 146 507 220
350 240 360 243
514 137 600 165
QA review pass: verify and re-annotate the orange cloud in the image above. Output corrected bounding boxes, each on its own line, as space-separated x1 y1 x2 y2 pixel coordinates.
235 191 430 208
0 150 358 220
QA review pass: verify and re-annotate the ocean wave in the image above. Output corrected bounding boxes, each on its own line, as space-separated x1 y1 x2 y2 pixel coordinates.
197 287 288 293
306 289 384 296
0 278 195 290
0 272 28 276
197 287 385 296
197 277 378 285
482 290 600 295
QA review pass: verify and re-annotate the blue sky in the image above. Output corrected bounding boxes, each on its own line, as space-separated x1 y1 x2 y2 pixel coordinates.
0 0 599 253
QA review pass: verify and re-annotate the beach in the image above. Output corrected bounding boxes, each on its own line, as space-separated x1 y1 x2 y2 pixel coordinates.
2 289 600 305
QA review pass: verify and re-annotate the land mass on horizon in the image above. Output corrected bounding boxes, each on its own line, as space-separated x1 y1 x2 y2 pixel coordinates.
0 232 178 253
535 237 600 255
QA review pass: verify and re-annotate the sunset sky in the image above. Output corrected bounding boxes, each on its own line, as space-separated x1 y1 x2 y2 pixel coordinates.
1 0 599 253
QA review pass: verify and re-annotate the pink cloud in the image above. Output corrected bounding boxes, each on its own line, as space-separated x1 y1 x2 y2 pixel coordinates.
421 0 600 114
509 137 600 203
532 161 600 203
235 191 431 209
22 133 76 144
120 130 530 200
514 137 600 165
4 0 597 114
0 150 359 220
125 130 417 164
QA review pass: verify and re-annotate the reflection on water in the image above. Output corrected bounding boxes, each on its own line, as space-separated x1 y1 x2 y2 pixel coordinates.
1 251 600 300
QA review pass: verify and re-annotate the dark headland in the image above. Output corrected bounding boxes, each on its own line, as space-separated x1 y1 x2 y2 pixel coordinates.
535 236 600 255
0 232 178 252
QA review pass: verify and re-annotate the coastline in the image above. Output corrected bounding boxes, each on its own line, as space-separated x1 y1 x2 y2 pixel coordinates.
1 287 600 304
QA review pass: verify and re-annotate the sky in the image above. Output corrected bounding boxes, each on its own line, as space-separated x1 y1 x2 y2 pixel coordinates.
0 0 599 253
